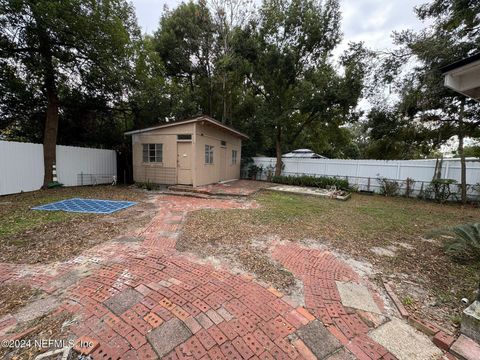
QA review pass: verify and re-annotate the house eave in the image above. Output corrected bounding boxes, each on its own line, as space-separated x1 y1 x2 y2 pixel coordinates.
124 116 249 140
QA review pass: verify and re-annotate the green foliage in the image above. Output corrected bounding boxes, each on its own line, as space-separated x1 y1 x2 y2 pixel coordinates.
361 107 437 159
441 223 480 262
425 179 457 203
377 0 480 201
456 146 480 158
0 0 141 146
136 181 160 191
404 177 416 198
272 175 349 190
247 165 263 179
377 177 400 197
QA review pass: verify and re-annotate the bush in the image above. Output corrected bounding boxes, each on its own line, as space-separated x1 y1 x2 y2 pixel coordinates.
271 175 349 190
377 177 400 197
248 164 263 180
426 179 456 203
439 223 480 262
136 181 159 191
404 177 416 198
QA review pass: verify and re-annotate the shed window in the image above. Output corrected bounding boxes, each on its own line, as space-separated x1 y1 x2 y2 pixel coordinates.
143 144 163 163
221 140 226 146
177 134 192 141
232 150 238 165
205 145 214 164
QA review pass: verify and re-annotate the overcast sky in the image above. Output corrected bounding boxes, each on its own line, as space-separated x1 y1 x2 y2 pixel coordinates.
131 0 429 52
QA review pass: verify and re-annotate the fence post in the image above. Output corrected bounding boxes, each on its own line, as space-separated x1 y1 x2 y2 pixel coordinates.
80 171 83 186
367 177 371 192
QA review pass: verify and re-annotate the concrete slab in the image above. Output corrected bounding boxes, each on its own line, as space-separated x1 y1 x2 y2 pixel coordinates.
461 300 480 343
336 281 381 314
14 296 60 323
297 320 342 359
325 348 356 360
369 318 443 360
451 334 480 360
104 288 143 315
147 318 192 358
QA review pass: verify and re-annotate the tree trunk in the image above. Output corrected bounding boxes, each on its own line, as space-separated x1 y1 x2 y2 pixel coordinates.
37 19 59 187
43 87 59 187
275 126 283 176
458 99 467 204
222 72 227 123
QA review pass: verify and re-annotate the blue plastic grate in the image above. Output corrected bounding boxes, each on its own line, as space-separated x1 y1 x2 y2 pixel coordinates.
32 198 137 214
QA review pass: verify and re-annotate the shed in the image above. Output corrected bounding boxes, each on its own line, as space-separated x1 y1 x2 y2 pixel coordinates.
125 116 248 187
282 149 327 159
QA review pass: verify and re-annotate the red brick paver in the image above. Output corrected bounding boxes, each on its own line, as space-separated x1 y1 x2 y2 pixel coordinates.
0 192 445 359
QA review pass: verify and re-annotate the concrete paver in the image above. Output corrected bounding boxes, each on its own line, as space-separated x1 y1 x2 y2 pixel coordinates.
369 318 443 360
147 318 192 358
104 288 143 315
336 281 382 314
296 320 342 359
450 334 480 360
0 190 452 359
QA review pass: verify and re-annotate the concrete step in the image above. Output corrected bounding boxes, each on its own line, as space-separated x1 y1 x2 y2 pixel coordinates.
450 334 480 360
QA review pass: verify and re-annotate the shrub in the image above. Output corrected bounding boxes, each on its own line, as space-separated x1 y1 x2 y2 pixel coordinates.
248 164 263 180
271 175 349 190
377 177 400 196
405 177 416 198
426 179 456 203
439 223 480 262
136 181 159 191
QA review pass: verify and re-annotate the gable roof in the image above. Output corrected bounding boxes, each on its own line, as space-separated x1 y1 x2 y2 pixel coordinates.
124 115 249 139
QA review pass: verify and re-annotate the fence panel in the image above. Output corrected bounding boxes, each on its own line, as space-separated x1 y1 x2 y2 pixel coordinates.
0 140 117 195
56 145 117 186
250 156 480 199
0 141 44 196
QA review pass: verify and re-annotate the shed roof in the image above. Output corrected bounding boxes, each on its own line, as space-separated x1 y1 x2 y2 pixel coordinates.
124 115 249 139
282 149 327 159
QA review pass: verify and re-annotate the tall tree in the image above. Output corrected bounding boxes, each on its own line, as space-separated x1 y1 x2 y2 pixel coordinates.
361 106 439 159
154 0 215 117
0 0 139 186
209 0 254 123
233 0 370 175
381 0 480 203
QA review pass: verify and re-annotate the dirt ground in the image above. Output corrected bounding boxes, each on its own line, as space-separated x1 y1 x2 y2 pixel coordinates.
178 190 480 333
0 185 155 263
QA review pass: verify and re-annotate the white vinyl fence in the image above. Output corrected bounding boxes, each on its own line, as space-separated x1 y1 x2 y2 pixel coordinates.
0 140 117 196
249 157 480 200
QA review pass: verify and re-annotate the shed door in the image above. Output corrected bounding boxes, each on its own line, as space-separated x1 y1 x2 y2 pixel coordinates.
177 142 192 185
220 146 227 181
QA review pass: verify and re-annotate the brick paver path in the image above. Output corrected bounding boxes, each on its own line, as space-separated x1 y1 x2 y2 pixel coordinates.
0 194 400 359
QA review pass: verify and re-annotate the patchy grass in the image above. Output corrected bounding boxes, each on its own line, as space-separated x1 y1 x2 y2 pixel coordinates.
0 185 154 263
179 190 480 331
0 284 41 317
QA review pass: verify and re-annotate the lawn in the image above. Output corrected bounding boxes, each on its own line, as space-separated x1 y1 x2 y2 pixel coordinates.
0 185 153 263
178 190 480 332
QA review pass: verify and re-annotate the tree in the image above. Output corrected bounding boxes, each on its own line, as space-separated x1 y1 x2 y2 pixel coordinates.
380 0 480 203
154 0 215 117
233 0 371 175
209 0 254 123
360 106 440 159
0 0 140 186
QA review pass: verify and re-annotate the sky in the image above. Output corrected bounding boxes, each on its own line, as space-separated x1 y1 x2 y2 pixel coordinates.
130 0 429 52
